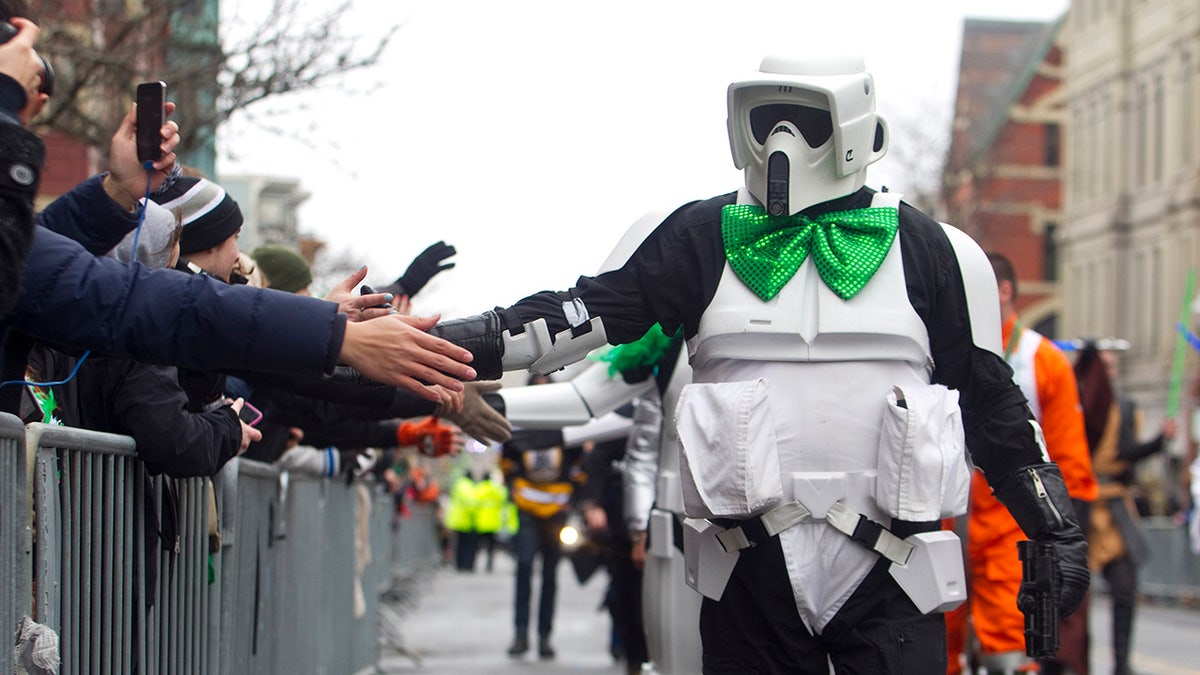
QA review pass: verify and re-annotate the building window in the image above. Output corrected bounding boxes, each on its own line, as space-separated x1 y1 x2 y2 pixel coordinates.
1045 123 1060 166
1184 55 1195 167
1154 74 1165 182
1136 82 1147 187
1043 223 1058 281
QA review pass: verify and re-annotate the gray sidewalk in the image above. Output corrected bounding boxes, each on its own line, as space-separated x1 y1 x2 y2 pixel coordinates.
379 547 625 674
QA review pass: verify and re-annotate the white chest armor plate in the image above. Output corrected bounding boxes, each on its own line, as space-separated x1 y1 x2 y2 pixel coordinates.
688 191 931 374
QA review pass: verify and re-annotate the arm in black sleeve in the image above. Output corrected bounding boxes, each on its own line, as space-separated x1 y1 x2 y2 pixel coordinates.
904 207 1088 618
902 212 1044 480
430 196 728 377
234 366 437 419
111 362 242 478
1117 401 1166 463
295 419 401 450
1122 434 1166 464
0 120 43 321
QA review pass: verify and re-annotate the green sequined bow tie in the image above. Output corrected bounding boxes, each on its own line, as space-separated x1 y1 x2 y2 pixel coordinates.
721 203 899 301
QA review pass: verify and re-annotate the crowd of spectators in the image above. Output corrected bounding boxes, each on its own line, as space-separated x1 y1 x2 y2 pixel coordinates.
0 5 513 665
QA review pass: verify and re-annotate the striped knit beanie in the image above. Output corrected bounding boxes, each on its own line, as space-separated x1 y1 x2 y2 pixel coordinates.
150 176 243 255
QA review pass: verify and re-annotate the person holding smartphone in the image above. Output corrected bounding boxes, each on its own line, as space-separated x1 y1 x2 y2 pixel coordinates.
0 1 478 422
26 200 262 477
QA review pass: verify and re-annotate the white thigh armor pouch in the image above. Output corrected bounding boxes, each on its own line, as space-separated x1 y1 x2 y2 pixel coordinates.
675 378 783 519
675 378 782 600
681 517 742 600
876 383 970 521
887 530 967 614
873 382 969 614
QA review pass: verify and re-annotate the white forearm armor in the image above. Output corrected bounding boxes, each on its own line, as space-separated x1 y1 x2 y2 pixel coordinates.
498 359 655 429
561 409 635 447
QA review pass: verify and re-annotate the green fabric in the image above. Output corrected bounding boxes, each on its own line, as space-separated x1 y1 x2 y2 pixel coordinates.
31 386 57 424
594 323 682 378
721 204 899 301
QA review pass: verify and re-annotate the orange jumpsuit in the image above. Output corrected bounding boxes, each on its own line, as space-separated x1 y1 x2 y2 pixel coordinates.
947 315 1097 672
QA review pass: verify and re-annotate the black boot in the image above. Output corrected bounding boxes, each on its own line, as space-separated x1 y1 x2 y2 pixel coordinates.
1113 601 1135 675
538 634 556 659
506 634 529 657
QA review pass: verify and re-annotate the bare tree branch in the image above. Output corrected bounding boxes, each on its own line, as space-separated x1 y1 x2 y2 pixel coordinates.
31 0 398 163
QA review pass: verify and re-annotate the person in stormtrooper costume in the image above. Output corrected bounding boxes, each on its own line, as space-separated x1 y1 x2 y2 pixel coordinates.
494 330 699 675
433 51 1089 673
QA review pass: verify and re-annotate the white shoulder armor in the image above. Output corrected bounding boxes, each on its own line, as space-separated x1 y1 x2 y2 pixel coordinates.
597 208 673 274
939 223 1002 356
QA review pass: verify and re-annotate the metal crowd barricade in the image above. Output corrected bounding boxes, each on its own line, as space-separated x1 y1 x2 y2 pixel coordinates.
26 422 214 675
214 456 284 674
395 501 442 571
0 412 30 675
1137 516 1200 601
216 461 394 675
352 488 397 671
3 419 432 675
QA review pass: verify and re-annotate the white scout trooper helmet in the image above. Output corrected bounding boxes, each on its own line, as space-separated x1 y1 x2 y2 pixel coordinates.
727 52 889 216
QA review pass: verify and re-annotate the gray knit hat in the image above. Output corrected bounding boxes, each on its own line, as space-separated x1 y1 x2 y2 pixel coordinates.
107 200 180 270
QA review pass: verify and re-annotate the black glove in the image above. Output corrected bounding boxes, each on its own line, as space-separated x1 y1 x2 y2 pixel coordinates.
429 311 505 380
387 241 456 297
991 462 1090 618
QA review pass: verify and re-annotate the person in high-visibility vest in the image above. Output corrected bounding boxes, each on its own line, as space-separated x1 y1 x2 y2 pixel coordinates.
474 468 510 573
445 471 482 571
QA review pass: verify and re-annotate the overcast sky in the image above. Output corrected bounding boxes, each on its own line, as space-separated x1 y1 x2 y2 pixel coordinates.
218 0 1069 318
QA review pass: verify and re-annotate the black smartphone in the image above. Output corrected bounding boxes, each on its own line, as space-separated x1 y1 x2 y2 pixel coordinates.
135 81 166 163
359 284 394 310
236 401 263 427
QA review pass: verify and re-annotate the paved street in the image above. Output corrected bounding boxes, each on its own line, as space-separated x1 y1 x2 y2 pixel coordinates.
379 549 623 674
379 549 1200 674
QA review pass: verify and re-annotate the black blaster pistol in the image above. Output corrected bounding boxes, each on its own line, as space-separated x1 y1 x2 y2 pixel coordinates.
1017 539 1059 658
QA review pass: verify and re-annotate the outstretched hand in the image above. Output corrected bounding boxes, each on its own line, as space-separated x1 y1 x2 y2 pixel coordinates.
394 241 456 297
339 313 476 402
325 266 393 321
441 380 512 445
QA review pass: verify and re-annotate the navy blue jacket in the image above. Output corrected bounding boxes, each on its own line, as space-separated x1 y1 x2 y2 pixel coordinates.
0 160 348 413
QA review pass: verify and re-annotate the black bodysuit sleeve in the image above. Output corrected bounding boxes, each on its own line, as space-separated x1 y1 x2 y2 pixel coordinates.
898 204 1045 482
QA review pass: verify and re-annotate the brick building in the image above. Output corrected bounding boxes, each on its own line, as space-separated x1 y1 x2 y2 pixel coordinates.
943 18 1066 336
